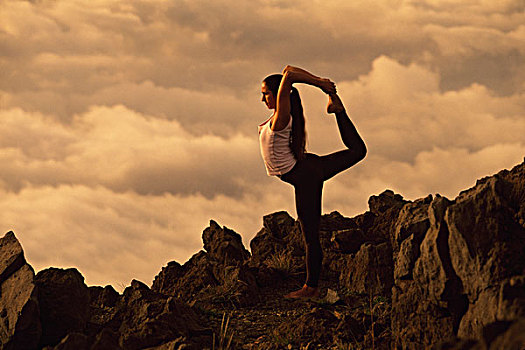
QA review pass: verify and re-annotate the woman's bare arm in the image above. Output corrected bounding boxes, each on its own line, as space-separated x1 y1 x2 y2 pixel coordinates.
272 66 336 131
271 70 293 131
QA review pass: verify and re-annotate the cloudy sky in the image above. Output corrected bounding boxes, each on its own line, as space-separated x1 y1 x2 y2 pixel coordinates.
1 0 524 289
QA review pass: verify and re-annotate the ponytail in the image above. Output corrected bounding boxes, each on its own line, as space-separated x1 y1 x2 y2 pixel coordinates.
290 87 306 161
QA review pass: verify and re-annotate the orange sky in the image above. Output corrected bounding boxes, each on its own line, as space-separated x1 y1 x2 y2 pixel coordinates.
1 0 524 290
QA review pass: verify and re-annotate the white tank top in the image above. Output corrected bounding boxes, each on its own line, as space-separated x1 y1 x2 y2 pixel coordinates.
258 116 297 176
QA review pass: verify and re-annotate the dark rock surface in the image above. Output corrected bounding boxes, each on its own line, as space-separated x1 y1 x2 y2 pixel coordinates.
117 280 211 349
446 167 525 339
340 241 393 296
152 220 256 306
35 267 91 348
42 332 89 350
1 159 524 349
0 231 41 350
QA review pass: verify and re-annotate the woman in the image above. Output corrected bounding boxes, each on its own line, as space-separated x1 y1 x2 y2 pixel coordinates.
258 66 367 299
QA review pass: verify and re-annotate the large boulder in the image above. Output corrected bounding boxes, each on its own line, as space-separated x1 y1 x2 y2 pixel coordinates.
202 220 250 265
153 220 256 306
352 190 408 247
89 285 119 309
446 162 525 338
391 160 525 348
339 241 393 297
35 267 91 348
152 251 217 300
87 285 121 338
368 190 407 216
249 211 300 267
118 280 210 350
336 191 406 298
330 228 366 254
392 195 468 347
0 231 41 350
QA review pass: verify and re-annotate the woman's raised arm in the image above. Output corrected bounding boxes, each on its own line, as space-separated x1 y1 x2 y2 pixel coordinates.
272 66 336 131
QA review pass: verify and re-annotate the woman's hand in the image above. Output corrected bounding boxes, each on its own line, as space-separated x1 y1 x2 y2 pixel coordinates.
319 78 336 95
282 66 337 95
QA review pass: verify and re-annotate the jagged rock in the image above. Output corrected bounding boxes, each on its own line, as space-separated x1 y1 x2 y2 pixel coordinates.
0 231 41 350
87 286 121 340
352 211 376 235
497 275 525 320
368 190 407 215
363 190 407 244
390 161 525 348
320 211 358 231
394 233 421 281
392 195 468 347
91 328 121 350
152 251 217 300
202 220 250 265
446 162 525 338
89 285 119 308
392 195 436 282
118 280 211 349
250 211 299 266
339 241 393 296
0 231 26 283
43 332 89 350
330 228 366 254
392 195 431 249
320 213 364 280
153 221 255 306
150 261 184 295
262 210 297 240
486 318 525 350
35 267 91 348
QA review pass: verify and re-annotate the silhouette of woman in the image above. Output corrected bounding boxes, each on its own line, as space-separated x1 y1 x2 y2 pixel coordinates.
258 66 367 299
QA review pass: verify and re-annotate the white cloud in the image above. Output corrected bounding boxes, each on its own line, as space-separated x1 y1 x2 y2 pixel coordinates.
0 105 268 197
0 184 294 290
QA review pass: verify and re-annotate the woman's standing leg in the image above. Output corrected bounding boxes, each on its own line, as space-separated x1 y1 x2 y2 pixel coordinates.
282 157 324 298
295 179 324 287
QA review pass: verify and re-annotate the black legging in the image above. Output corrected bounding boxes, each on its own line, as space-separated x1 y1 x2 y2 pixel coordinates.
280 110 366 287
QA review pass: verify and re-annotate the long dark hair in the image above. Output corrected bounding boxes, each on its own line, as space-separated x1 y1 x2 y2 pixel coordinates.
263 74 306 161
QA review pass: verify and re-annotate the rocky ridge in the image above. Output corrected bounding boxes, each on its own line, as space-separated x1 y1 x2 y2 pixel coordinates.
1 160 524 349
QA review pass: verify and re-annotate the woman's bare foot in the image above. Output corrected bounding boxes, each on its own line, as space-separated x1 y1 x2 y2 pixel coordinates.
327 93 345 114
284 285 320 299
